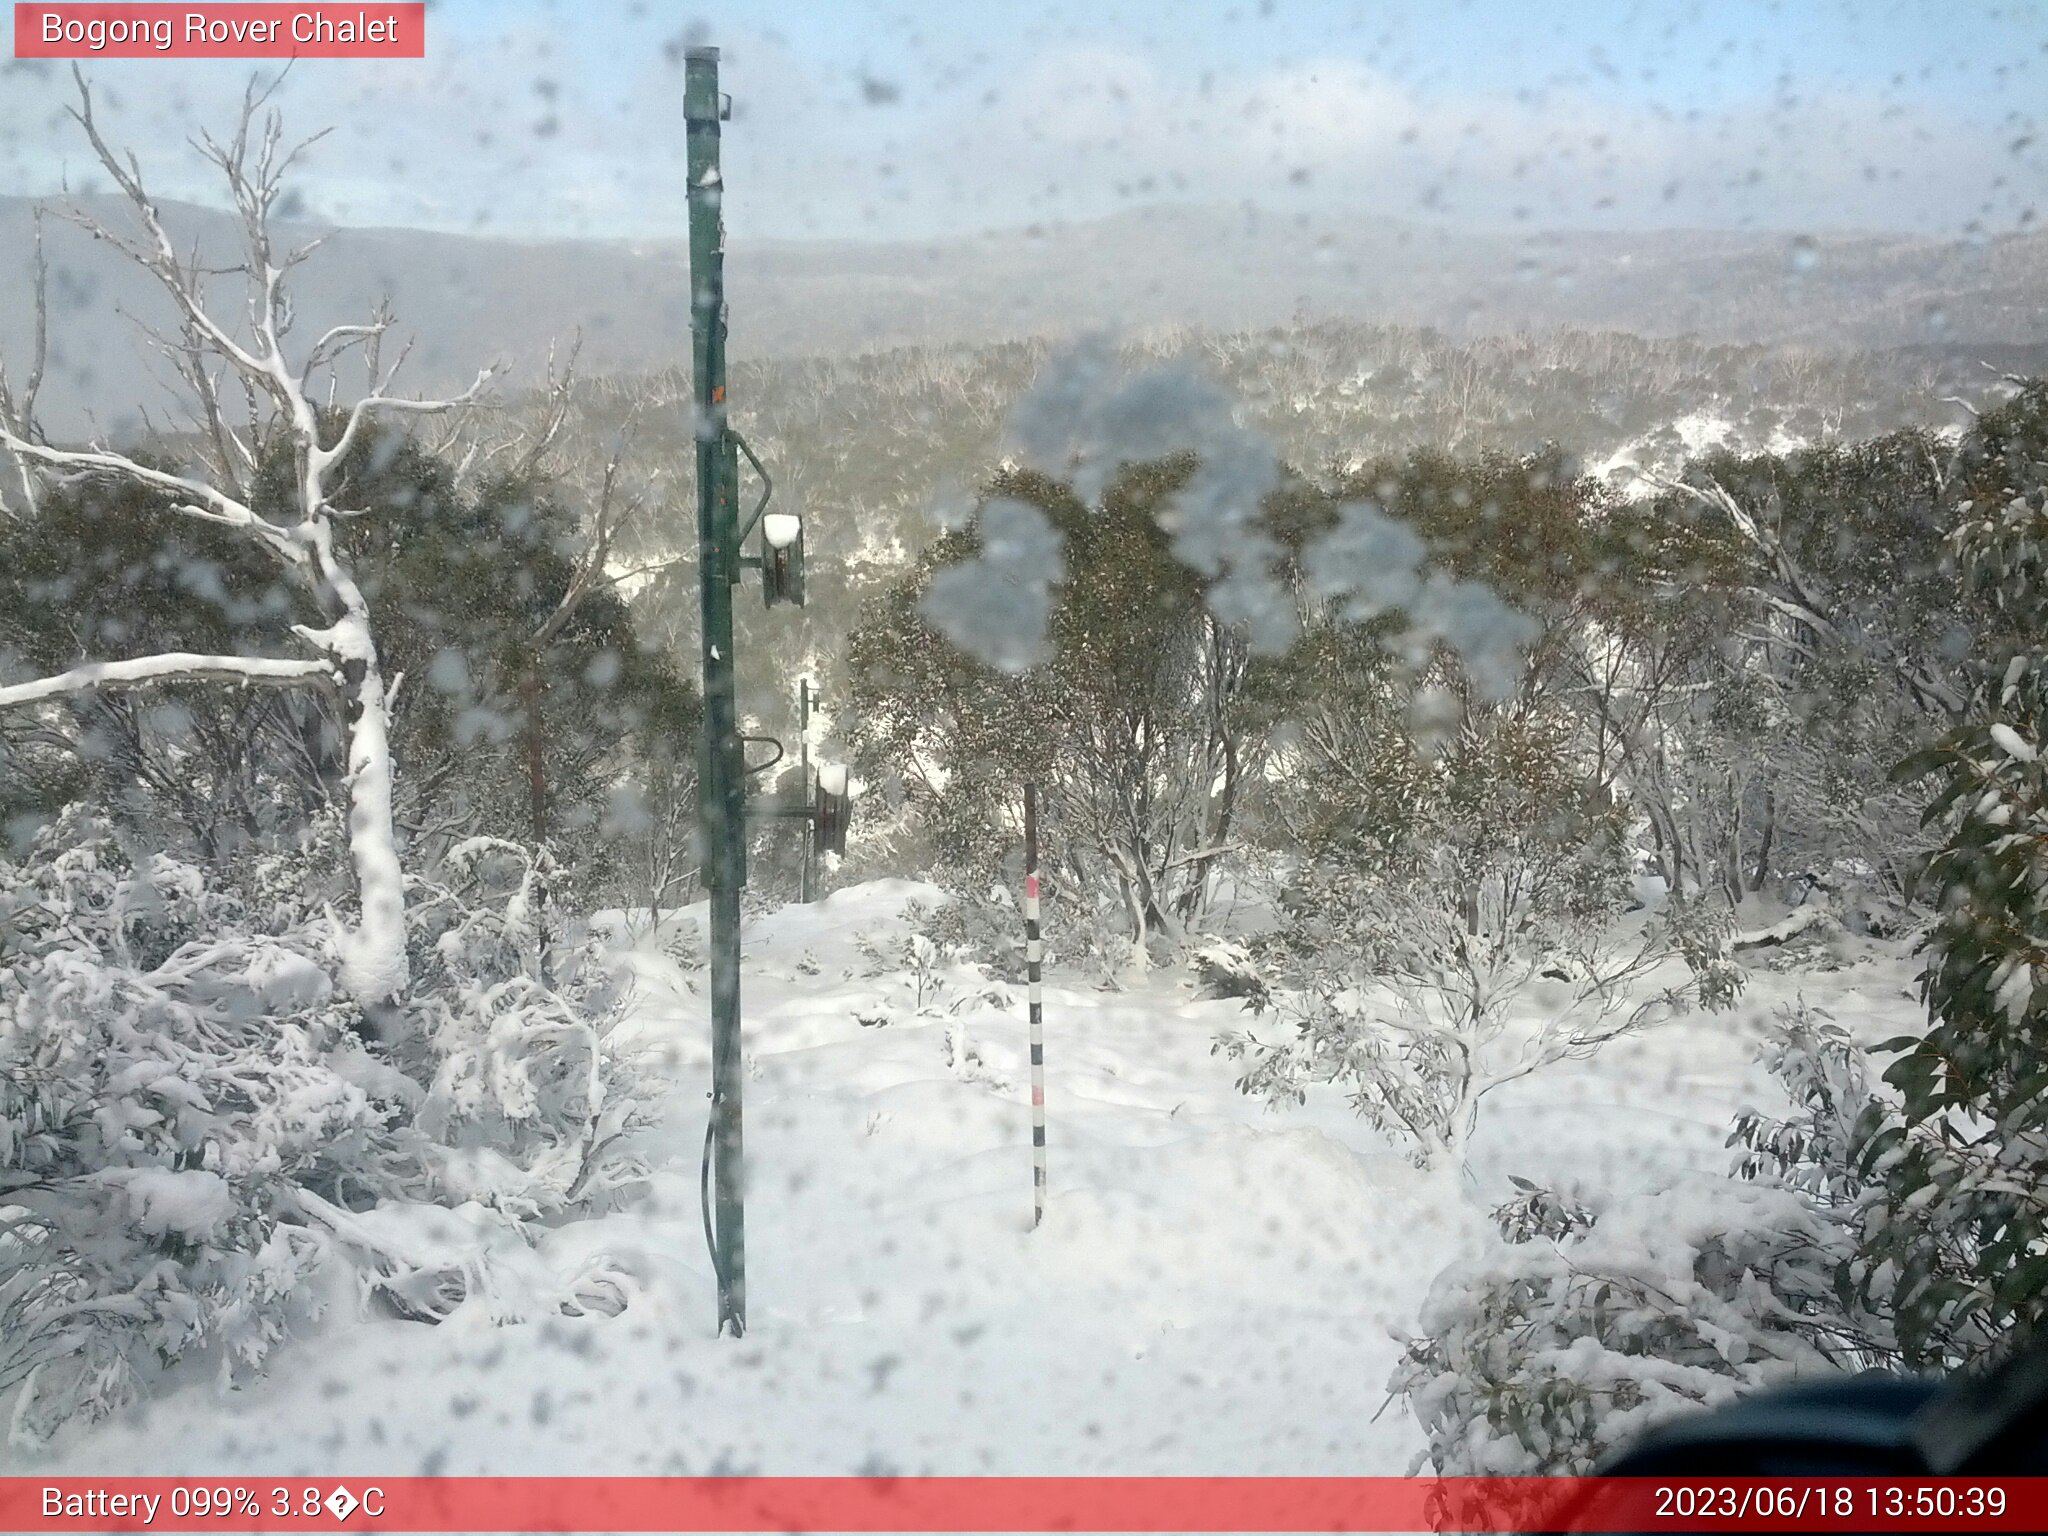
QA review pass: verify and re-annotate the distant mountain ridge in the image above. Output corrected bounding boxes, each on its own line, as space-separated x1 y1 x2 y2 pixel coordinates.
2 194 2043 433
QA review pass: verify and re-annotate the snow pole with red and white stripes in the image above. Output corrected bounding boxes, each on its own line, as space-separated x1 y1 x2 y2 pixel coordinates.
1025 782 1047 1229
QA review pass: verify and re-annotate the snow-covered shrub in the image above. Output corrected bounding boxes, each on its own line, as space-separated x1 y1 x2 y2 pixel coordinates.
1190 938 1269 1005
659 916 707 974
1238 637 1734 1166
1225 709 1704 1168
856 903 1016 1026
411 840 653 1207
1390 1003 1893 1474
1223 886 1690 1170
0 812 658 1444
1390 1177 1865 1474
1 809 367 1442
887 859 1142 990
294 838 659 1324
1490 1174 1599 1245
1667 895 1745 1009
906 884 1021 977
1727 1002 1872 1211
857 912 953 1014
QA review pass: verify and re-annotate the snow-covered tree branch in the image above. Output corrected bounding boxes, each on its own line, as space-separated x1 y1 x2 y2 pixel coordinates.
1646 470 1968 722
0 653 336 710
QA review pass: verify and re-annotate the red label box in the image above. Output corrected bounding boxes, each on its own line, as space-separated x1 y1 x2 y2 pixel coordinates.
13 4 426 58
4 1476 2047 1532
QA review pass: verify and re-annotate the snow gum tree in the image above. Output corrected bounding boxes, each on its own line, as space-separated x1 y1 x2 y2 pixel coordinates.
849 457 1303 971
0 73 496 1004
0 417 696 909
1611 429 1979 915
1230 451 1702 1168
1389 385 2048 1476
1858 380 2048 1367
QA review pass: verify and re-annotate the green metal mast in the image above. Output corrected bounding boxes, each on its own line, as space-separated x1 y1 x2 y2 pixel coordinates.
685 45 747 1338
684 44 828 1338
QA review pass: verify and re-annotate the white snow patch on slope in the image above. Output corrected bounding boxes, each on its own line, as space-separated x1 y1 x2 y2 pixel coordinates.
25 883 1926 1478
1672 411 1735 455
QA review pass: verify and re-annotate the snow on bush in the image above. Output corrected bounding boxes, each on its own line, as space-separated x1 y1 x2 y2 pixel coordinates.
0 811 658 1444
852 904 1016 1078
1221 904 1689 1170
405 838 653 1218
900 873 1136 989
1189 937 1269 1006
1223 821 1709 1169
1230 676 1737 1168
1390 1176 1858 1474
1389 1004 1892 1474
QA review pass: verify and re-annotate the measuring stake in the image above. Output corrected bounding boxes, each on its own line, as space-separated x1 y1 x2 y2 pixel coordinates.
1024 782 1047 1228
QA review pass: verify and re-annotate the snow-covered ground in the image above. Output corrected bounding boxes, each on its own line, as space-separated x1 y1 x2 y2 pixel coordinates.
14 882 1925 1478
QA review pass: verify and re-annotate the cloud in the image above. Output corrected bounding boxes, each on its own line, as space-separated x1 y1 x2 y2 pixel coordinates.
0 28 2035 241
914 45 2036 236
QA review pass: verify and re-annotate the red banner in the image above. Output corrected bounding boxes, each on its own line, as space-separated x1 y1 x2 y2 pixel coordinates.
12 4 425 58
3 1476 2046 1532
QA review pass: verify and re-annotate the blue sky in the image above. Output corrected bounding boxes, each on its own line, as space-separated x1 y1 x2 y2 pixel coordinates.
1 0 2040 240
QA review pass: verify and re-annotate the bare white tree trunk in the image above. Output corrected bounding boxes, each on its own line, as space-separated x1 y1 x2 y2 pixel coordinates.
305 599 409 1001
0 70 496 1004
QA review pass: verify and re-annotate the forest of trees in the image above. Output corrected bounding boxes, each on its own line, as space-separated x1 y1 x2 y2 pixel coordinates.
1 73 2042 1474
845 380 2048 1466
0 78 691 1438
